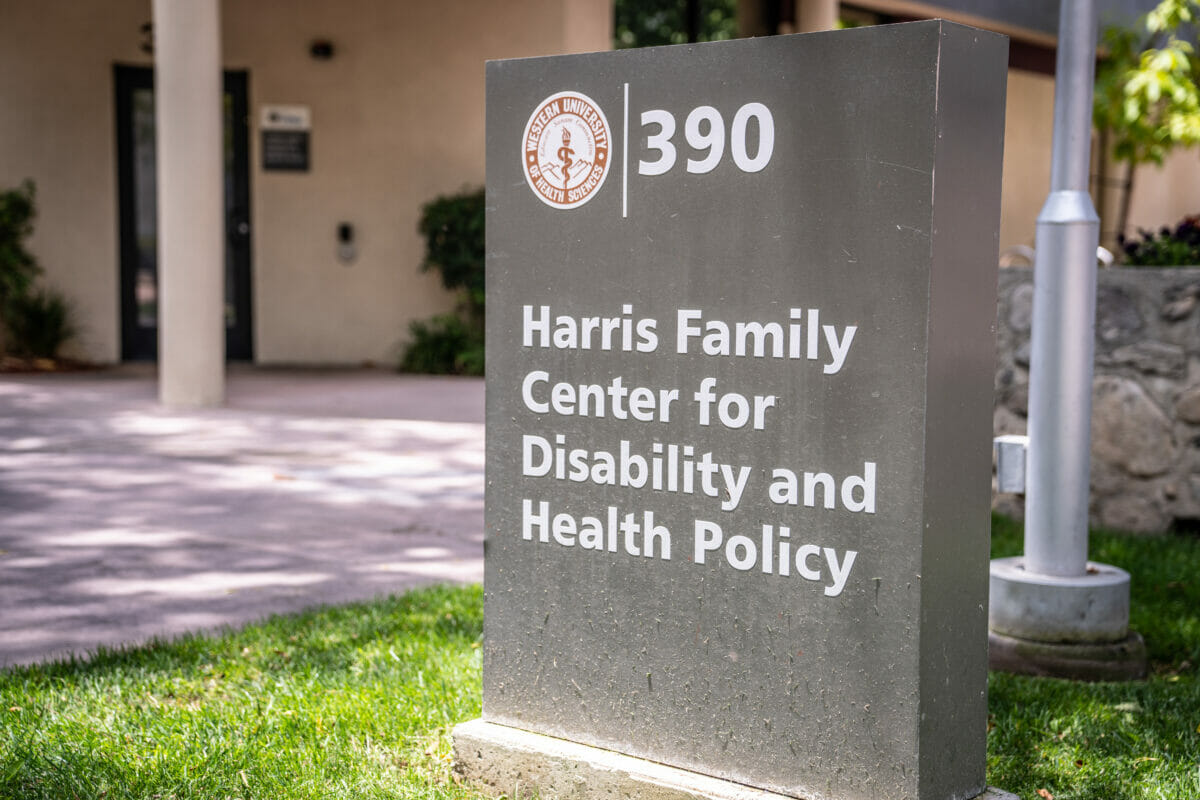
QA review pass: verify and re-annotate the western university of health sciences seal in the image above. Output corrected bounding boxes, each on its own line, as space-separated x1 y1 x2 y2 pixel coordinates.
522 91 611 210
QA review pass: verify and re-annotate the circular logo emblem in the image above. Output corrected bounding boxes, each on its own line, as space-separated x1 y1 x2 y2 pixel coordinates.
522 91 611 210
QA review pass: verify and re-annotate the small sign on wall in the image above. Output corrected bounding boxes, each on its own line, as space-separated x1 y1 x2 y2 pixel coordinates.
261 105 310 171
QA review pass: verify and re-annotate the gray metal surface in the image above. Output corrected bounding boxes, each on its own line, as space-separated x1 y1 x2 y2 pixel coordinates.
994 435 1029 494
485 22 1006 800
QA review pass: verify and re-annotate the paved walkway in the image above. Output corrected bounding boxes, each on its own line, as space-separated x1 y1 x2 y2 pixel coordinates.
0 366 484 668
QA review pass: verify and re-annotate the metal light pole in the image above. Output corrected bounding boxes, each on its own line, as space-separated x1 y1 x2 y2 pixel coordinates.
1026 0 1100 576
988 0 1146 680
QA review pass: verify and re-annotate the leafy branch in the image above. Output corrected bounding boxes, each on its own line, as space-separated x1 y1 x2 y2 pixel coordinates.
1094 0 1200 242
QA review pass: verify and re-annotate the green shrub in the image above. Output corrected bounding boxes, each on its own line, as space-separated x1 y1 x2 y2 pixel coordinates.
417 188 485 322
0 180 40 309
1119 213 1200 265
398 313 483 376
4 286 76 359
400 188 485 375
0 180 77 360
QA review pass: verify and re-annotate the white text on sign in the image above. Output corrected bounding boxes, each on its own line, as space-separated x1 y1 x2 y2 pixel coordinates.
638 103 775 176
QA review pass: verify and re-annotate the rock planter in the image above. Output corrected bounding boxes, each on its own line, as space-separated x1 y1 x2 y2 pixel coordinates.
995 266 1200 534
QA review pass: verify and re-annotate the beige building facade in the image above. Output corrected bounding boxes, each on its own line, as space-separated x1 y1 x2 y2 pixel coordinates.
1 0 611 370
3 0 1198 381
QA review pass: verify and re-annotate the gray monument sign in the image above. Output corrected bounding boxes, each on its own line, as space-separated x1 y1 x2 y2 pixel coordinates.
467 21 1008 800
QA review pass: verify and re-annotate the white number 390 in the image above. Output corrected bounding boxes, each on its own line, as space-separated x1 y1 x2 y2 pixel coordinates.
638 102 774 177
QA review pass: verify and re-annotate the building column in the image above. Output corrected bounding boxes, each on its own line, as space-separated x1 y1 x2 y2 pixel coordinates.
739 0 838 37
796 0 838 32
562 0 613 54
153 0 225 407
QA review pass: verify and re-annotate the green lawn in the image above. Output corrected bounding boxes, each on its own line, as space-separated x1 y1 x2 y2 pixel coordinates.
987 516 1200 800
1 519 1197 800
0 586 488 800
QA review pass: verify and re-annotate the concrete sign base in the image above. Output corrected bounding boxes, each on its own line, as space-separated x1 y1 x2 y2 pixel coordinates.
453 720 1018 800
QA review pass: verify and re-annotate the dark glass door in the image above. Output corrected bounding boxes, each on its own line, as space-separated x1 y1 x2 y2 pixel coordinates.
115 65 253 361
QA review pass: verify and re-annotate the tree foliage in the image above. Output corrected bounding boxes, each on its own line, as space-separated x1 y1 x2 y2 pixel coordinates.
614 0 737 49
1094 0 1200 165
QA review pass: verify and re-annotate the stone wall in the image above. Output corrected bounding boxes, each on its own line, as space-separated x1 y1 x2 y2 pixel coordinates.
995 266 1200 533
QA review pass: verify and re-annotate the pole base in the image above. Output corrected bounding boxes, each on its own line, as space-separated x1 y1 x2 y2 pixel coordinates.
988 630 1147 682
989 557 1130 642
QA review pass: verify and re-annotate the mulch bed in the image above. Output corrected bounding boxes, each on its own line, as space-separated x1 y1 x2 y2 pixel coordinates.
0 356 99 373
